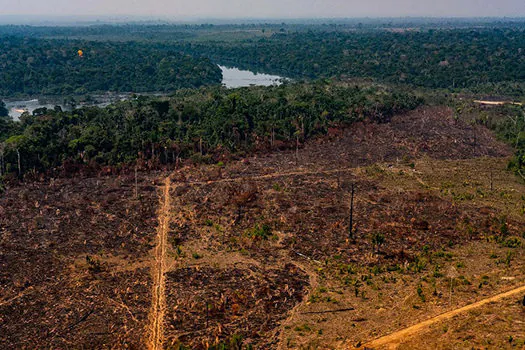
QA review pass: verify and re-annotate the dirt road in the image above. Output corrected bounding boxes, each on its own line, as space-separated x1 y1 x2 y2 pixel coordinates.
361 285 525 349
148 176 171 350
473 100 523 106
186 167 356 185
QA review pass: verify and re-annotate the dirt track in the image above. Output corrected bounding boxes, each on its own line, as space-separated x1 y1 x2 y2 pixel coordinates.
361 285 525 349
148 177 171 350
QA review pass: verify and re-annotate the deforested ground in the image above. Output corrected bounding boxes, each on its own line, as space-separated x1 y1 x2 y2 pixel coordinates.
1 106 524 349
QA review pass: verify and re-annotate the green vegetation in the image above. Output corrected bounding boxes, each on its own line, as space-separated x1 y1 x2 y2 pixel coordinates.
0 82 421 178
0 100 11 141
182 28 525 96
371 232 386 253
0 100 8 117
173 334 252 350
0 37 221 96
495 105 525 178
2 23 524 97
455 101 525 180
1 22 524 183
246 224 274 240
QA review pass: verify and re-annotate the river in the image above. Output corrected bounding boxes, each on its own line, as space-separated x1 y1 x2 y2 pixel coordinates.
6 94 130 121
220 66 284 88
5 67 285 120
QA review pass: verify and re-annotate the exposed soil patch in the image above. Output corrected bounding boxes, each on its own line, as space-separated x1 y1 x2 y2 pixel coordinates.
0 174 159 347
164 264 308 349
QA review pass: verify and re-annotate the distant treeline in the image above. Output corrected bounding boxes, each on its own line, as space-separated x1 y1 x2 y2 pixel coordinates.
0 37 222 96
1 19 524 39
0 82 422 178
180 28 525 97
1 25 525 98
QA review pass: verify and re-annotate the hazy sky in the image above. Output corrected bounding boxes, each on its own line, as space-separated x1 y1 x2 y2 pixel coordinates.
2 0 525 18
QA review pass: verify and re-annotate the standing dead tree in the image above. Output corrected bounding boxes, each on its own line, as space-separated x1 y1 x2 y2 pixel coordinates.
134 166 138 199
17 148 21 178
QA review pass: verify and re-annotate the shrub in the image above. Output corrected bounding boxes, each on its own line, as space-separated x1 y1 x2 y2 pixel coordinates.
246 224 273 240
417 284 426 302
502 237 521 248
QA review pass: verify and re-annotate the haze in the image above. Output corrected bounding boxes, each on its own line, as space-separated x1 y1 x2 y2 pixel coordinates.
1 0 525 18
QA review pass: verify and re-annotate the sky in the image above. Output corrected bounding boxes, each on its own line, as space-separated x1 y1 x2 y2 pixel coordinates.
1 0 524 18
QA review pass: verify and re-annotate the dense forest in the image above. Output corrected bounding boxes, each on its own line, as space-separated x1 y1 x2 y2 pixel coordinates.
181 29 525 96
1 24 525 97
1 19 524 39
0 82 422 178
0 100 8 117
0 22 524 180
0 37 222 96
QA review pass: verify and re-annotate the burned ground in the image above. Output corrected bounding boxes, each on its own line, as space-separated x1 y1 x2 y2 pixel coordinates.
183 106 510 183
164 264 308 349
1 106 524 349
0 174 159 348
162 106 524 348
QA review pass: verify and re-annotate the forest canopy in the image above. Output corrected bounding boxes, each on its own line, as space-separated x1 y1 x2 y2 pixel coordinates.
0 23 524 180
180 28 525 96
0 37 222 96
0 82 422 177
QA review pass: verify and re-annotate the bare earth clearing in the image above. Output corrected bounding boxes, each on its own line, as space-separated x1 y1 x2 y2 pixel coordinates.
362 285 525 349
1 106 524 349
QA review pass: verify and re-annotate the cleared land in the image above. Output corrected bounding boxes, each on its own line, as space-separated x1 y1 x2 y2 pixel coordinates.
362 285 525 349
1 106 524 349
397 294 525 349
0 175 160 347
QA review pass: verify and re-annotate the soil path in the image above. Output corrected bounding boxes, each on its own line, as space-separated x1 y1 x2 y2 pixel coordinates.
148 176 171 350
473 100 522 106
186 167 356 186
361 284 525 349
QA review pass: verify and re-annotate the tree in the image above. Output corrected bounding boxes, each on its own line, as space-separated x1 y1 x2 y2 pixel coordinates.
0 100 8 118
0 82 422 177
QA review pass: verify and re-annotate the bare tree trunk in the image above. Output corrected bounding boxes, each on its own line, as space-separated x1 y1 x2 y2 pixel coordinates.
134 166 138 199
176 152 181 169
295 134 299 165
17 148 21 177
0 150 3 177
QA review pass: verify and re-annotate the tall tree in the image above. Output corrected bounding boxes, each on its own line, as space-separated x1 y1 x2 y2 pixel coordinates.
0 100 8 118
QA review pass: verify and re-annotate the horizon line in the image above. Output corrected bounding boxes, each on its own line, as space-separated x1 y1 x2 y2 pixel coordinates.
1 15 525 26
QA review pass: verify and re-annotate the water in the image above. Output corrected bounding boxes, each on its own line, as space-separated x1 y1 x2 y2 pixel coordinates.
5 95 126 121
4 67 285 120
220 66 284 88
5 99 67 120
